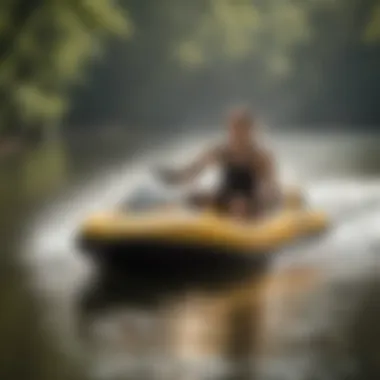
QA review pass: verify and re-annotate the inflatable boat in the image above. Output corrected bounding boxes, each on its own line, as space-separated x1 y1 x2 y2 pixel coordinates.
77 187 328 279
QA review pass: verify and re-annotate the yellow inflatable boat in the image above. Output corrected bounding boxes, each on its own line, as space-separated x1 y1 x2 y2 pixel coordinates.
78 188 328 277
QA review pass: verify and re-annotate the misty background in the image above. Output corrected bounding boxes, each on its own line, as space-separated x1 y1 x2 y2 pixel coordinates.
0 1 380 380
1 0 380 141
68 0 380 130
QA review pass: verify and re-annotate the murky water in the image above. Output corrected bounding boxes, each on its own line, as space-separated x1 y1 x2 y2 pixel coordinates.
4 130 380 380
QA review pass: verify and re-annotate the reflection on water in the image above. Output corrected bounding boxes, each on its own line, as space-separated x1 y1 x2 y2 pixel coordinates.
1 131 380 380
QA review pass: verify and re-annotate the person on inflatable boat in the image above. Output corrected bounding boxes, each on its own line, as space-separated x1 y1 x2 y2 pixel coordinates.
159 107 280 219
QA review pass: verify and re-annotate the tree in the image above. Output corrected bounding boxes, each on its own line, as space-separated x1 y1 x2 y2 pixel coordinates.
0 0 132 137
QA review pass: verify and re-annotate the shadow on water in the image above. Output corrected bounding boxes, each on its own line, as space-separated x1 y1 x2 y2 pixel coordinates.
1 130 380 380
78 239 268 320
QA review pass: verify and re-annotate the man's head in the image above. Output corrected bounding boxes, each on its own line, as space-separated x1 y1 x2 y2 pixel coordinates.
227 106 255 144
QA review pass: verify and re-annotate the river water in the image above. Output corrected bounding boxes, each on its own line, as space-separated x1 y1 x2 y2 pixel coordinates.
3 130 380 380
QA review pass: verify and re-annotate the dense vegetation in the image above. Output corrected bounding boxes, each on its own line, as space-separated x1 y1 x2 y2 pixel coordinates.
0 0 130 137
1 0 380 137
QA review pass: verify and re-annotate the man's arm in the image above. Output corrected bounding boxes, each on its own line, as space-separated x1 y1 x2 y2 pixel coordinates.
162 146 220 185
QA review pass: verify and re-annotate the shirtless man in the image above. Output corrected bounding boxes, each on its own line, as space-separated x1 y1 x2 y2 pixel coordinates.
159 107 280 219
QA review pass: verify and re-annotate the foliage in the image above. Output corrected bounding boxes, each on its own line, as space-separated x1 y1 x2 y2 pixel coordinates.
177 0 311 79
0 0 132 135
2 0 380 133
